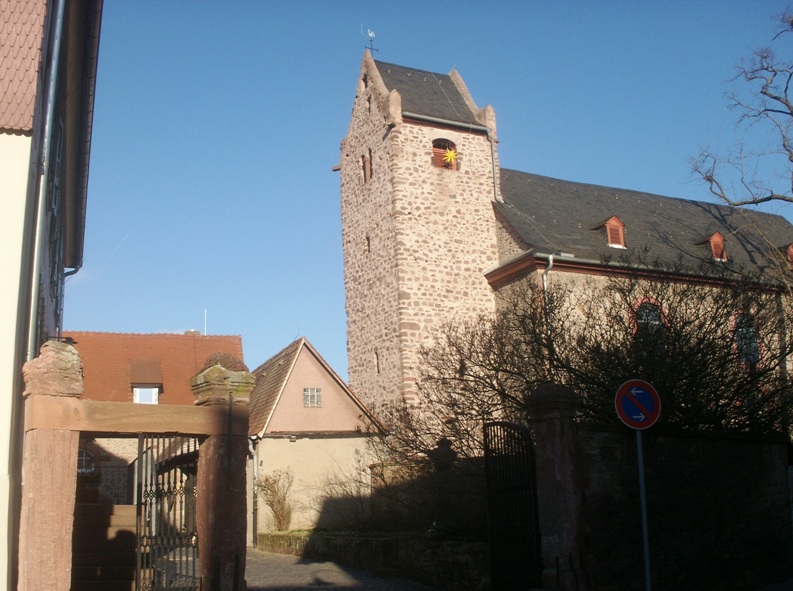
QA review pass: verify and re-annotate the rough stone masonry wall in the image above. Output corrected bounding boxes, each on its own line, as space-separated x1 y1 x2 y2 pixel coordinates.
341 64 500 408
388 123 499 403
341 72 403 410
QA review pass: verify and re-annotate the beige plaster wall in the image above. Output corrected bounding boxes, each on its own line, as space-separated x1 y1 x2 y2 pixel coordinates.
253 436 373 530
265 349 367 434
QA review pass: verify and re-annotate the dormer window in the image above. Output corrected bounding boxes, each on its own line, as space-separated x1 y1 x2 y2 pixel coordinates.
432 139 458 170
600 216 626 248
707 232 727 262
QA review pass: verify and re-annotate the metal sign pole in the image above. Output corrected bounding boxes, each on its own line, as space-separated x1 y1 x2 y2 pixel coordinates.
636 429 651 591
616 379 659 591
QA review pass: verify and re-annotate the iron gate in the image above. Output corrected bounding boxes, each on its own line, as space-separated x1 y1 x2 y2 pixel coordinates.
136 434 200 591
483 421 542 590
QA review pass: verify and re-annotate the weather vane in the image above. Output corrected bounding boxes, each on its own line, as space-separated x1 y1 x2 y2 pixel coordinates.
363 27 378 52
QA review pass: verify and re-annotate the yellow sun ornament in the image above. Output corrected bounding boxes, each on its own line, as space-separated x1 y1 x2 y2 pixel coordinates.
443 148 458 166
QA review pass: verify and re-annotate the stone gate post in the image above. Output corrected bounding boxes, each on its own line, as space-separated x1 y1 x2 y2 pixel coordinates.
525 383 588 591
18 341 83 591
191 358 254 591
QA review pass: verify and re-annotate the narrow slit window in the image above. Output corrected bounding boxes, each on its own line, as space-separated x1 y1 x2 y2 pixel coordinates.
361 151 372 182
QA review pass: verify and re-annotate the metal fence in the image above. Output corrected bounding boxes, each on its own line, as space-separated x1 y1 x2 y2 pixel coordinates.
483 421 542 590
136 434 200 591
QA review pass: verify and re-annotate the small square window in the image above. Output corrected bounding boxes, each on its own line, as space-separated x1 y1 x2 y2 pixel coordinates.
303 387 322 408
133 386 160 404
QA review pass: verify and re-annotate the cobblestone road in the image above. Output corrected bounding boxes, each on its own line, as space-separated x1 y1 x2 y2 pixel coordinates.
246 549 438 591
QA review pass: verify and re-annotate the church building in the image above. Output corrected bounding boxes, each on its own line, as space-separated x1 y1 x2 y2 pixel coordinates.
339 50 793 410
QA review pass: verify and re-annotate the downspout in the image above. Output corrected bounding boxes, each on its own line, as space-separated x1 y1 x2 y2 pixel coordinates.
542 254 556 379
248 438 258 548
401 111 500 204
27 0 67 361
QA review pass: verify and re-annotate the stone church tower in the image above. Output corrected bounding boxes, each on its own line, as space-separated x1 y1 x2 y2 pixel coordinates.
339 51 501 408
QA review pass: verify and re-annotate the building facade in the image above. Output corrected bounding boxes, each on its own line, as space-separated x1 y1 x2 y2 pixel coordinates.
340 52 502 408
1 2 102 587
340 51 793 411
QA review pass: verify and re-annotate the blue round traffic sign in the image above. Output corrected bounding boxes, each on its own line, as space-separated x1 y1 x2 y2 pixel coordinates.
615 379 661 430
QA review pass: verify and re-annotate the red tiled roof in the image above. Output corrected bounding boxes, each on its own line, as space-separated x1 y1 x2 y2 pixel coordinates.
63 331 244 405
248 338 303 435
0 0 46 132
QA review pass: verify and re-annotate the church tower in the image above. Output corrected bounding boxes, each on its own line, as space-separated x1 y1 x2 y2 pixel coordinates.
339 51 501 409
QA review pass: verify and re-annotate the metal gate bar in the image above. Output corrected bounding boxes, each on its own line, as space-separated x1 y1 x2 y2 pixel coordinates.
137 434 200 591
483 421 542 590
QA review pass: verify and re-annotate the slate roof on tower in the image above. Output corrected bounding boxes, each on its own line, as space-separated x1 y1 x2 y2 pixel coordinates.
374 60 481 126
496 169 793 278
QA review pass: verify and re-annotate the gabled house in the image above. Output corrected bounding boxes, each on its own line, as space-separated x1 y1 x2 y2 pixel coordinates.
1 1 102 586
62 330 244 503
339 50 793 410
248 337 384 534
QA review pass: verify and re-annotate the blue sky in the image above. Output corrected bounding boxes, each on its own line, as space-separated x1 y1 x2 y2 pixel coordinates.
64 1 792 378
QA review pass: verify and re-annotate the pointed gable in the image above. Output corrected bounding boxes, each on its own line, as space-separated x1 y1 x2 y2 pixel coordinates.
249 338 383 437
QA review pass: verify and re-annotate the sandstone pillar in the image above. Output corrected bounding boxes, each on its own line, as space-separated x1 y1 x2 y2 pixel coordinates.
191 358 254 591
526 383 588 591
18 341 83 591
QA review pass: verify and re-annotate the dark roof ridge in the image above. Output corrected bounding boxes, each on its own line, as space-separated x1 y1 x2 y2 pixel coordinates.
500 168 791 227
250 337 304 375
373 59 451 79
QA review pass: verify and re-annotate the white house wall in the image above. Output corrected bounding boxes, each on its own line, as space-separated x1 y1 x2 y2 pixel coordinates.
0 132 34 588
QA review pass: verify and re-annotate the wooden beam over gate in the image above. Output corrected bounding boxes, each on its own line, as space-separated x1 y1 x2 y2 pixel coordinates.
24 395 248 436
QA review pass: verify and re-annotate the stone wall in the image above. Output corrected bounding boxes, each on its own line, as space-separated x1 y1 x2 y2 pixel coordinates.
579 425 793 591
340 54 500 407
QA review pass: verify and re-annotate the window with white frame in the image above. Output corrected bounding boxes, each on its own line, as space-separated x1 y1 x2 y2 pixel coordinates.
303 387 322 408
133 385 160 404
77 448 95 475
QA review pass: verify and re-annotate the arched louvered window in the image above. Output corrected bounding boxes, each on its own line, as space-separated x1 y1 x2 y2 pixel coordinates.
432 138 458 170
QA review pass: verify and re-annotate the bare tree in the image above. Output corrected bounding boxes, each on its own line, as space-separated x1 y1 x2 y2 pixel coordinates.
693 11 793 208
255 468 294 531
380 268 793 462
